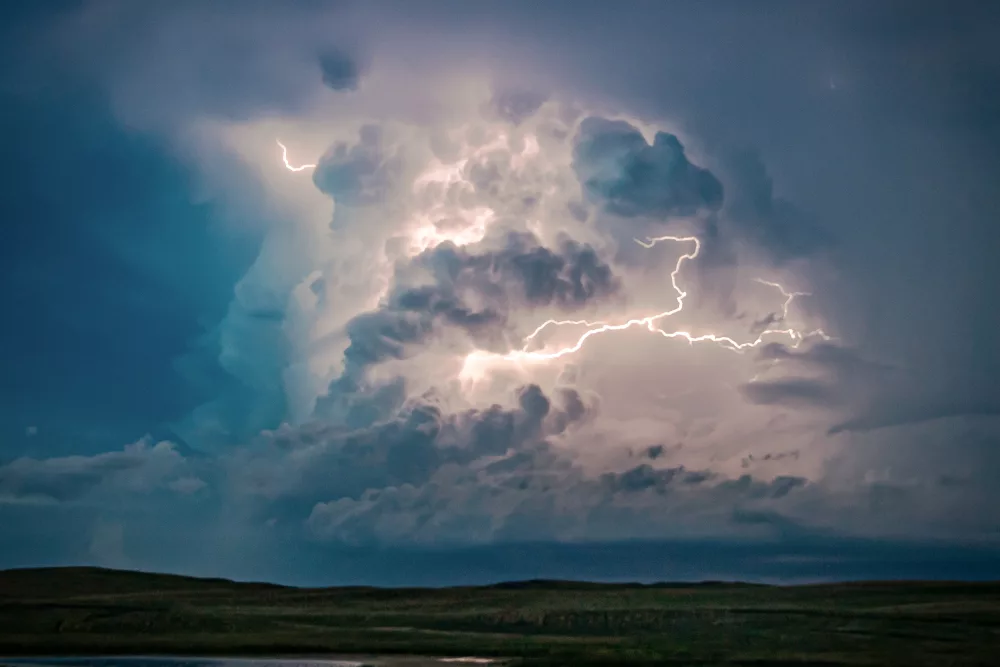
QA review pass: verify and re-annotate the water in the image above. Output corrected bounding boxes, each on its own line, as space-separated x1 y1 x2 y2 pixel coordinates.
2 657 497 667
3 660 365 667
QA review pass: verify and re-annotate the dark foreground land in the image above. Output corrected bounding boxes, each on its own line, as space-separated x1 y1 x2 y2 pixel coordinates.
1 567 998 666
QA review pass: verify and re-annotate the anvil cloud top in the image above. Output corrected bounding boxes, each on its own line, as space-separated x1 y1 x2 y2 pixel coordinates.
1 0 999 584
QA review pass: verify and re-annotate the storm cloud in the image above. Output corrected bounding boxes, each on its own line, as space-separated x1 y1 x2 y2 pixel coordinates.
319 47 363 92
2 0 999 583
312 124 402 206
719 149 833 262
0 439 191 504
573 117 724 218
340 230 619 374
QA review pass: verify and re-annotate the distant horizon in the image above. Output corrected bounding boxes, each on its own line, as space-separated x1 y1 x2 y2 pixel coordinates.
4 536 1000 588
5 564 1000 590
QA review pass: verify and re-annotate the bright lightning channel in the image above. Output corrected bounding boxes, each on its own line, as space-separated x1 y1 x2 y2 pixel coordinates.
466 235 830 368
277 140 316 172
753 278 808 321
270 140 828 368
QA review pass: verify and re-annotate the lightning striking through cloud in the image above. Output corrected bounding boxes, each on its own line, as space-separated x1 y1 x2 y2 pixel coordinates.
272 137 828 377
463 235 830 373
508 235 700 357
277 139 316 172
754 278 810 321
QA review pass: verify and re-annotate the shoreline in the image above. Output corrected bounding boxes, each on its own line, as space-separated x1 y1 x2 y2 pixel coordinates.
3 657 506 667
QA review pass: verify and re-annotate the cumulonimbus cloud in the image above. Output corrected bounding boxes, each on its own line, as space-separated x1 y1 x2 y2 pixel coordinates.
7 0 998 568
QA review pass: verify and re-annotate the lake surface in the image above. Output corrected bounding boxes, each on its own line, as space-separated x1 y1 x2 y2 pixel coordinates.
2 657 497 667
3 661 366 667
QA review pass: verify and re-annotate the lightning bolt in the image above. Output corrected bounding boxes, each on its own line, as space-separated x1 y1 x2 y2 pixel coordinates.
270 137 828 372
753 278 809 321
465 235 829 370
514 235 697 350
276 139 316 172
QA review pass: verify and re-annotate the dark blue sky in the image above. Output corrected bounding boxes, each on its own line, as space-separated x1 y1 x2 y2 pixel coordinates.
1 0 998 584
1 88 258 450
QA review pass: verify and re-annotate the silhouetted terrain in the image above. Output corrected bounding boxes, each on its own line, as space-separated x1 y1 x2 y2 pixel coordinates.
1 567 998 665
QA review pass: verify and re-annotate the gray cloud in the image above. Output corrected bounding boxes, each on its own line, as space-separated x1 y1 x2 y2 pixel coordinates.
739 342 898 417
829 398 1000 435
756 342 887 370
599 464 716 494
241 384 592 516
418 231 618 311
0 439 185 504
742 450 800 469
306 448 814 546
748 343 1000 434
740 378 839 408
573 117 724 218
20 1 357 129
718 148 834 262
720 474 808 500
339 231 619 376
319 47 362 91
488 89 548 125
313 124 403 206
4 0 1000 578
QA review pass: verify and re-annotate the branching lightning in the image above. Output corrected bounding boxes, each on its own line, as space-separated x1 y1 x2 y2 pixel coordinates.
509 235 698 357
753 278 809 321
277 140 316 172
464 235 830 372
271 133 828 376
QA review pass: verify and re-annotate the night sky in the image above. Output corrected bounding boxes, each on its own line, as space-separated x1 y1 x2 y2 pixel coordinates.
1 0 999 585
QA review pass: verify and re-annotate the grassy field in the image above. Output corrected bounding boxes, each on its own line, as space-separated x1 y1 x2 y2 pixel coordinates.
1 567 998 665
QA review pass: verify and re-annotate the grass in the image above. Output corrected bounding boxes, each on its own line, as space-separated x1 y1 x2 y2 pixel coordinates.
0 567 998 665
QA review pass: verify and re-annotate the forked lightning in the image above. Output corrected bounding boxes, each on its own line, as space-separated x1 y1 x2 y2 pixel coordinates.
277 140 316 172
274 140 828 368
467 235 829 367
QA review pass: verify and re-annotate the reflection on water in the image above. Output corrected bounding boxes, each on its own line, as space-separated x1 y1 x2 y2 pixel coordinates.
3 659 365 667
3 657 497 667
